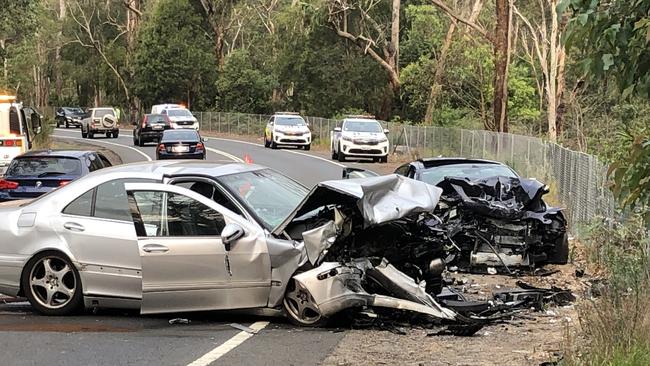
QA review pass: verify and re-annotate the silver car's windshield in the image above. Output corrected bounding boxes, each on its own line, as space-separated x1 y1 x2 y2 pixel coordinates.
420 163 517 186
343 120 382 133
217 169 308 229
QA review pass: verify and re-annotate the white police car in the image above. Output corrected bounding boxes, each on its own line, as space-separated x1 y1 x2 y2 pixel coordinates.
330 115 389 163
264 112 312 150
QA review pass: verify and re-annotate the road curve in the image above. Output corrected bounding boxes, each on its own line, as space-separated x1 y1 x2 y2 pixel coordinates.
52 127 356 187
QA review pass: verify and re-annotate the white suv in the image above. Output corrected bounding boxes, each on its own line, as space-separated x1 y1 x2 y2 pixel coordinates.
264 113 312 150
162 108 199 130
331 116 389 163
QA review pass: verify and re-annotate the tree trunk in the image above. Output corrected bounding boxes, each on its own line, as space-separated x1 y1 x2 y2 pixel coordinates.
55 0 66 97
125 0 141 125
425 0 484 124
0 39 7 84
390 0 400 74
199 0 227 69
492 0 510 132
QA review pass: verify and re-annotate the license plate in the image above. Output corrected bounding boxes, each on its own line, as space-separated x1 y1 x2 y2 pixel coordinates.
172 146 189 153
152 124 163 130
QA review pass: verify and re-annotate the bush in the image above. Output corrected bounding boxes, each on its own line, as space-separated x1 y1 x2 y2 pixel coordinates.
567 215 650 365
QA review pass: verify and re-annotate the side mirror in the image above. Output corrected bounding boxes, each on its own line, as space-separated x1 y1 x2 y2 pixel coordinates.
221 223 245 251
334 127 342 132
342 167 380 179
383 129 390 134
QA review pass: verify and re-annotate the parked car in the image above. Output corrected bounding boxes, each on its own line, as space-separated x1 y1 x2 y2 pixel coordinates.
156 129 205 160
331 115 389 163
394 157 569 271
55 107 85 128
133 114 171 146
263 112 312 150
0 150 112 201
0 161 462 328
81 108 119 139
151 103 182 115
161 107 199 130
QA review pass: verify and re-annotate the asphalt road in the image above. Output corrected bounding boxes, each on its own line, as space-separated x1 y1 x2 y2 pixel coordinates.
0 127 382 366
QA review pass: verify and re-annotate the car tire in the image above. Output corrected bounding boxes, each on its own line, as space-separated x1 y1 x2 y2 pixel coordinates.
106 132 111 138
304 144 311 151
113 131 119 139
65 121 69 129
88 132 94 139
546 232 569 265
264 136 270 148
21 251 83 316
138 137 144 147
283 278 328 327
380 155 388 163
81 128 87 138
271 136 278 150
337 144 346 162
331 145 338 160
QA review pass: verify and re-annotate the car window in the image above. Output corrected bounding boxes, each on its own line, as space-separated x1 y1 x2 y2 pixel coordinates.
131 191 225 237
275 116 306 126
394 164 410 176
94 109 114 118
88 154 104 172
161 130 199 142
166 109 193 118
6 157 82 177
94 179 133 221
62 189 94 217
343 120 382 133
98 153 112 167
174 180 244 216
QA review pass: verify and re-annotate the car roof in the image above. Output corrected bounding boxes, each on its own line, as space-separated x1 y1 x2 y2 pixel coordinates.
416 157 506 168
343 118 379 123
18 150 94 158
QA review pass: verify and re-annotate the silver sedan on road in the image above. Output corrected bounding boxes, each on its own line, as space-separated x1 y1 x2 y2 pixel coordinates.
0 161 459 326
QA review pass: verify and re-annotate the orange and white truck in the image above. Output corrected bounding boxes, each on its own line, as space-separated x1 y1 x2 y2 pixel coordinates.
0 95 42 174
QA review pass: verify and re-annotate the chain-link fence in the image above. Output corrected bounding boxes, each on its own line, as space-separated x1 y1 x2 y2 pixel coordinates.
189 111 615 230
44 107 615 230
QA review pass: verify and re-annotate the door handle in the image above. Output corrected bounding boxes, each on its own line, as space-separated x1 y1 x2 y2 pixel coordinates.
63 222 85 232
142 244 169 253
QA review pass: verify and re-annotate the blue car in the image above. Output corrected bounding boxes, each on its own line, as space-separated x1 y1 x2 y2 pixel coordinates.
0 150 112 201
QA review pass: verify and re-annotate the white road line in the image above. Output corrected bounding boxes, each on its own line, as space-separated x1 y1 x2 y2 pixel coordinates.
206 137 346 168
187 321 269 366
205 147 244 163
52 134 152 161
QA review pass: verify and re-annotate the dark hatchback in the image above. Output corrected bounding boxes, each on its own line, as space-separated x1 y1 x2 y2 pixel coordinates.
156 129 206 160
55 107 85 128
0 150 112 201
133 114 172 146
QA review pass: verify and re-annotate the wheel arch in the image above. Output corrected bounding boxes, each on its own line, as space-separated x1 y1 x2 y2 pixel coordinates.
18 247 79 297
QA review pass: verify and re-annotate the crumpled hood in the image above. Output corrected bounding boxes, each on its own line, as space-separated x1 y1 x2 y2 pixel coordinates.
274 174 442 235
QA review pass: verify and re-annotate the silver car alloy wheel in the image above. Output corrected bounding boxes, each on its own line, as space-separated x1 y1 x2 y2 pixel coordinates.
283 279 323 326
29 257 77 310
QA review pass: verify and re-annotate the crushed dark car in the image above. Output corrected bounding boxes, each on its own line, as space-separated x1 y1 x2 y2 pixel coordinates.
391 158 569 274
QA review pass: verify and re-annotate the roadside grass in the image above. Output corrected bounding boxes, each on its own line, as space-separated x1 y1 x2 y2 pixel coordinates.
33 120 55 149
566 214 650 365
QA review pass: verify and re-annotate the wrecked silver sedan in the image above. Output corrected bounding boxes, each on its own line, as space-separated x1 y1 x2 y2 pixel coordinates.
0 161 459 327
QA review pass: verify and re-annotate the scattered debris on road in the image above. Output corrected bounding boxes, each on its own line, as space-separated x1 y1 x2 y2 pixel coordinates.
168 318 191 325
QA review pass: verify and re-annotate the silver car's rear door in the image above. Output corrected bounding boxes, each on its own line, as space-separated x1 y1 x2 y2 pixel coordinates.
125 183 271 314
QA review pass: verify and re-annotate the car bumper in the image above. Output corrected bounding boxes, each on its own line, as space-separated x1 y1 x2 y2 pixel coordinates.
90 127 118 133
139 131 164 140
157 152 205 160
171 123 199 130
274 134 311 145
340 141 389 157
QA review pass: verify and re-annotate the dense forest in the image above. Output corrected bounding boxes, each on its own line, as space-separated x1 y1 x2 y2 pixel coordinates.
0 1 648 162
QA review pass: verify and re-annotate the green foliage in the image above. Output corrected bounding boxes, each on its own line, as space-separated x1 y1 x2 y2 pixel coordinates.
568 215 650 365
133 0 217 109
215 49 276 114
566 0 650 98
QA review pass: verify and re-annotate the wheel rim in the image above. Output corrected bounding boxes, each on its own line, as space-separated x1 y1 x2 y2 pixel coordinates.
283 280 323 325
29 256 76 310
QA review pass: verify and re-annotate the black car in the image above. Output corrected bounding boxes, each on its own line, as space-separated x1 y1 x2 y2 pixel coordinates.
133 114 172 146
394 157 569 271
156 129 206 160
55 107 85 128
0 150 112 201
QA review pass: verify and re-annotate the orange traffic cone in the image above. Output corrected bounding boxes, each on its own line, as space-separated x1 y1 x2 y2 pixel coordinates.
244 154 253 164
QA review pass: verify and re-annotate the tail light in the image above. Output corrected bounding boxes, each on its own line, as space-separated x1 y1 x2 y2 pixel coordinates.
196 142 204 152
1 139 20 147
142 119 147 128
158 144 166 152
59 180 71 187
0 179 19 190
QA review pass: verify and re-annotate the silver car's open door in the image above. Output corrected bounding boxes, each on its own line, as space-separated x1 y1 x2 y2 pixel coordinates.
125 183 272 314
